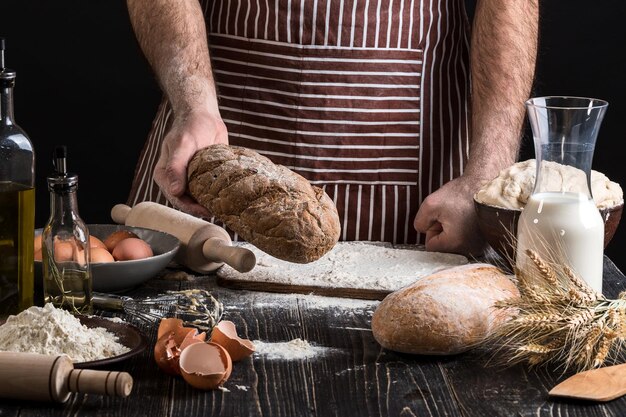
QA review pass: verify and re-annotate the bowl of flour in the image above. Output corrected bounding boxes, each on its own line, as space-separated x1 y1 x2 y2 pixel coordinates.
0 303 147 367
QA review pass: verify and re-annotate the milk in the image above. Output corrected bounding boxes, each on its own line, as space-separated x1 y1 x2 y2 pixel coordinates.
516 191 604 293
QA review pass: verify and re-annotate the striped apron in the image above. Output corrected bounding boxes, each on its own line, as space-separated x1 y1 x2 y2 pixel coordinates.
128 0 471 245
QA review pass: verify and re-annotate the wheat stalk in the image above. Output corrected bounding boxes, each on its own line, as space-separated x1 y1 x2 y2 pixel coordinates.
485 248 626 373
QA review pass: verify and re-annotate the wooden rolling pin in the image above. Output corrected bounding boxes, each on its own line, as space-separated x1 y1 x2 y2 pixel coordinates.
111 202 256 273
0 352 133 402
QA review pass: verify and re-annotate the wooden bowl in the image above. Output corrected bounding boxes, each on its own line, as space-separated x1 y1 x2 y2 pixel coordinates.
474 197 623 265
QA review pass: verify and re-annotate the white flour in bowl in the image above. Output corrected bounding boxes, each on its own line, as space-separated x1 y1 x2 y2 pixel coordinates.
218 241 469 292
0 303 130 362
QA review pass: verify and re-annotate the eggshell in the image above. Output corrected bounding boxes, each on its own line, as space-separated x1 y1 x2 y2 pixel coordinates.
179 342 232 390
112 237 153 261
154 319 207 375
154 333 183 375
89 235 107 249
158 318 185 340
210 320 255 362
104 230 140 252
90 247 115 263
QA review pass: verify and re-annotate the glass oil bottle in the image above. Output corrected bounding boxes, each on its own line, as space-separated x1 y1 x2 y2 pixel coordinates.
0 38 35 317
42 146 92 314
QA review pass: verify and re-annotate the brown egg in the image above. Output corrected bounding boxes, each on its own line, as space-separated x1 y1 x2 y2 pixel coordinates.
179 342 232 390
210 320 255 362
89 235 107 249
53 239 75 262
104 230 140 252
90 247 115 263
34 234 42 253
112 238 153 261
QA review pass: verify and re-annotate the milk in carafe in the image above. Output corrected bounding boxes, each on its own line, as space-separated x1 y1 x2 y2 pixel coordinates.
516 191 604 292
517 96 608 294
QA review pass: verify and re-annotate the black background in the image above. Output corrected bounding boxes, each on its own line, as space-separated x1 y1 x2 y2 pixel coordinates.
1 1 625 270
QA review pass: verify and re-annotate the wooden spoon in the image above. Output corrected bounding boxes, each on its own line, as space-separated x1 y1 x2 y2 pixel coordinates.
549 363 626 402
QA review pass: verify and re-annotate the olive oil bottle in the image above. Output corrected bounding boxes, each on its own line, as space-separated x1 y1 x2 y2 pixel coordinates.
0 38 36 317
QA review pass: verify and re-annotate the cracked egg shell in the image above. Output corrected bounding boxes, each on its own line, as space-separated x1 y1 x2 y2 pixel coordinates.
157 318 185 340
180 342 232 390
154 323 206 375
210 320 255 362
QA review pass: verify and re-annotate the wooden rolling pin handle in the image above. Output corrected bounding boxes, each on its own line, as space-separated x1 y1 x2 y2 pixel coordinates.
0 352 133 403
67 369 133 398
202 237 257 273
111 204 131 224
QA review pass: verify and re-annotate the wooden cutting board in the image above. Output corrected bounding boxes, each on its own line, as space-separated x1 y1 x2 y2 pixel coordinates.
216 241 469 300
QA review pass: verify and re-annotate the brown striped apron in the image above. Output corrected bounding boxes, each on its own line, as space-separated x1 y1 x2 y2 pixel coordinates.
128 0 471 245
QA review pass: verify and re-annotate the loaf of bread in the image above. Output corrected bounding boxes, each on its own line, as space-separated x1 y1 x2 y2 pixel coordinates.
371 263 519 355
187 144 341 263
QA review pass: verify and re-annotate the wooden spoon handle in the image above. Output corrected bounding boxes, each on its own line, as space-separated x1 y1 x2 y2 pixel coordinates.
202 237 256 273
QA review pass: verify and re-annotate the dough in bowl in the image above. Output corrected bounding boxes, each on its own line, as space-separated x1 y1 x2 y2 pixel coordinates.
474 159 623 210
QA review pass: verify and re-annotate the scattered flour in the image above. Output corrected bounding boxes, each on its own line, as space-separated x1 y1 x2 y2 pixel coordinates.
0 303 130 362
224 290 379 312
103 316 126 323
219 242 468 292
253 338 330 360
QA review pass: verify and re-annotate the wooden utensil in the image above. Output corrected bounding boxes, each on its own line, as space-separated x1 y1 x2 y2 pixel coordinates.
111 202 256 274
0 352 133 402
549 363 626 402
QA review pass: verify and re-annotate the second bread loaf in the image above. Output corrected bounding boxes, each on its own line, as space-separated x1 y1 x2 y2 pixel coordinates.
187 144 341 263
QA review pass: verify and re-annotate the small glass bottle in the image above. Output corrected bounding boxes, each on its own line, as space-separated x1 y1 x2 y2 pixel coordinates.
42 146 92 314
0 38 35 316
516 96 608 293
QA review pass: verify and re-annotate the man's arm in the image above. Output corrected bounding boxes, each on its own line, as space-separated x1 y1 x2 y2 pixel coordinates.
127 0 228 217
414 0 539 256
464 0 538 184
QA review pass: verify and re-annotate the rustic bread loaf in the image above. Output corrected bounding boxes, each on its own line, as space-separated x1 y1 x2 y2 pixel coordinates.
371 263 519 355
187 144 341 263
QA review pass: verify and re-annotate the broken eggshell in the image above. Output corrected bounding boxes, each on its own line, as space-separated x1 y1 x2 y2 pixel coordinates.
179 342 233 390
154 319 206 375
157 318 184 340
209 320 255 362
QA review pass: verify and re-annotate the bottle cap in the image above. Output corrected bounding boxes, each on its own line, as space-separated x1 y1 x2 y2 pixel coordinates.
47 145 79 191
0 37 16 83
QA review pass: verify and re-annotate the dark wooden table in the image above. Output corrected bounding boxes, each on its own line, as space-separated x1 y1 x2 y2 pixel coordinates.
3 256 626 417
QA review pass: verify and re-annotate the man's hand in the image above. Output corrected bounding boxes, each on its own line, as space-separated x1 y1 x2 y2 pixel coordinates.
413 175 487 257
154 110 228 218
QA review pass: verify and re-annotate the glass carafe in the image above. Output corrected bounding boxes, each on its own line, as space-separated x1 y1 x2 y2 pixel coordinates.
516 96 608 293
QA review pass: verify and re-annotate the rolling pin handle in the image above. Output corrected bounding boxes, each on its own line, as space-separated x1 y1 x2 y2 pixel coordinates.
67 369 133 398
202 237 256 273
111 204 131 224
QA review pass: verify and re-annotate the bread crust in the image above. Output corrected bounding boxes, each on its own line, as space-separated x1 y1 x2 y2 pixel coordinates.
187 144 341 263
371 263 519 355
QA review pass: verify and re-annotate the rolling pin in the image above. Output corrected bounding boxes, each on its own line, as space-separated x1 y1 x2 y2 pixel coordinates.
0 352 133 402
111 202 256 273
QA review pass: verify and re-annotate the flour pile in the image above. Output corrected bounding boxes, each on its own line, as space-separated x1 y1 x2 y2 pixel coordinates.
253 338 330 360
0 303 130 362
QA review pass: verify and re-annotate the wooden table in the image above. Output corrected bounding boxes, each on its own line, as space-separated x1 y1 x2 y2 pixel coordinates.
3 256 626 417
